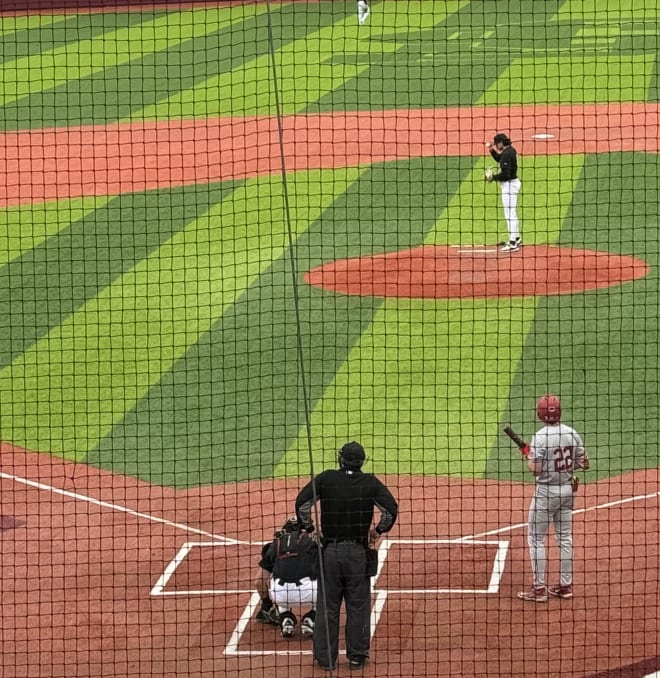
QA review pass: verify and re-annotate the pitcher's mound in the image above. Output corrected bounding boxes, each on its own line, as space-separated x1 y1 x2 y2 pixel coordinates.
304 245 648 299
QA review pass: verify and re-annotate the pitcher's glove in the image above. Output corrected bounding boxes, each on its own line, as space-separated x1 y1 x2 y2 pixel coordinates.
484 167 495 182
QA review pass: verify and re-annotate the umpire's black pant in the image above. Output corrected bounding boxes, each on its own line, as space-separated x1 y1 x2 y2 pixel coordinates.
314 541 370 667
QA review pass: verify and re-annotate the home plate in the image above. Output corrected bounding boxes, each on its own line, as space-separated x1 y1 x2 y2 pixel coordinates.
532 133 555 140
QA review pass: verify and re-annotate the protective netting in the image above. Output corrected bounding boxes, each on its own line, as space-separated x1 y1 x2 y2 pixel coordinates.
0 1 659 676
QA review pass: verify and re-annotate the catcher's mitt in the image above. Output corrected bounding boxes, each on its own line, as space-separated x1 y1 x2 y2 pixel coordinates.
484 167 495 182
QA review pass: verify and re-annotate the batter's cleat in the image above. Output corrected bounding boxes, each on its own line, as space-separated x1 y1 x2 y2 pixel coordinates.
517 586 548 602
301 610 315 638
548 585 574 599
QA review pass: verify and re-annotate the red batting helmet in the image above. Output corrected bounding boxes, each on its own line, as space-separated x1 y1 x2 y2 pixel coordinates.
537 394 561 424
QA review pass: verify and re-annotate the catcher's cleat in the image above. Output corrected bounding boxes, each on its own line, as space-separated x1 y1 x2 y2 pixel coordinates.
256 604 279 626
280 611 297 638
301 610 315 638
517 586 548 602
548 584 574 599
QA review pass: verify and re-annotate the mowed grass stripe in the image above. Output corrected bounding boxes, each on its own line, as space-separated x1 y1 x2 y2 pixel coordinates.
0 7 253 107
273 155 473 477
0 13 156 67
0 4 276 130
89 160 446 486
479 55 654 105
556 0 659 20
0 168 356 460
0 185 222 372
89 161 427 485
0 13 62 36
134 0 463 120
276 155 584 478
0 196 109 268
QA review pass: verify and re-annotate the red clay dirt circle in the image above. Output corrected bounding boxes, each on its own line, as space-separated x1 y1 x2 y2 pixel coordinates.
304 244 649 299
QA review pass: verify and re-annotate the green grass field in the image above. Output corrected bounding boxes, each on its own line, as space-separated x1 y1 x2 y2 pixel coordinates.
0 0 658 488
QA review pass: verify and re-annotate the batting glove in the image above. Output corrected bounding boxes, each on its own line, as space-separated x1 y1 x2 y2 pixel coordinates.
484 167 495 182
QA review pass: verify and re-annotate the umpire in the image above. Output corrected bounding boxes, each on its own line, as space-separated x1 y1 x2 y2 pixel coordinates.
295 441 398 671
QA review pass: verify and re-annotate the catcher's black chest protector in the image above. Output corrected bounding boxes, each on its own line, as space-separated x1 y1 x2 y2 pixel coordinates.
272 531 310 584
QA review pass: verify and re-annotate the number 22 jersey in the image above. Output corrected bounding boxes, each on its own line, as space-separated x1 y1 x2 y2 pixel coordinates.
529 423 586 486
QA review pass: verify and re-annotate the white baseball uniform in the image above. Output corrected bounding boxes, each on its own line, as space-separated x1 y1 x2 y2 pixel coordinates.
526 423 587 587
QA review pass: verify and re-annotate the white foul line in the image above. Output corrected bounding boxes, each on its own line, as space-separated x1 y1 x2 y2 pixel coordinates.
457 489 660 542
0 470 250 545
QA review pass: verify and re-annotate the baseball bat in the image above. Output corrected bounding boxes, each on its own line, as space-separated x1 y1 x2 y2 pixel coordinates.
503 425 528 453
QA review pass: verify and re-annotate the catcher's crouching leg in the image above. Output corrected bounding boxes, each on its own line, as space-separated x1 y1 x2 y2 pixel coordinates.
256 598 279 625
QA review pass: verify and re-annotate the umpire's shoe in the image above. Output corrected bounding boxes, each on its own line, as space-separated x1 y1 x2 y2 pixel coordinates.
349 656 368 670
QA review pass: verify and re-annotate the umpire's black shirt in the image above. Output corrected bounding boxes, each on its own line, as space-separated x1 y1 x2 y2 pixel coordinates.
295 469 398 544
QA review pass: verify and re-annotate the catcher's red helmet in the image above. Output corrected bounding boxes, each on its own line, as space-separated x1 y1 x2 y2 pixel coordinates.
537 394 561 424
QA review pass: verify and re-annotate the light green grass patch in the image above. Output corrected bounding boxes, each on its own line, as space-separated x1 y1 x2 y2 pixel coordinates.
479 54 654 105
556 0 659 21
0 13 62 36
0 196 111 267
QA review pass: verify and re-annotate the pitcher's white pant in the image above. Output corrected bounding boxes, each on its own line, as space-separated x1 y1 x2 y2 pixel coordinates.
500 178 521 241
527 485 574 587
269 576 317 613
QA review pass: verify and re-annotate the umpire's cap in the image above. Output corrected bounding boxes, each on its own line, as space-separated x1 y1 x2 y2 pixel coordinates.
493 133 512 146
339 441 366 469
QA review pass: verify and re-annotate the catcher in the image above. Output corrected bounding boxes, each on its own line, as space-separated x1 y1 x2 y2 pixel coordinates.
255 516 318 638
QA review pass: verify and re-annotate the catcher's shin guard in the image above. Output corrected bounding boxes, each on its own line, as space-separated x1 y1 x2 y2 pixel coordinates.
256 601 280 625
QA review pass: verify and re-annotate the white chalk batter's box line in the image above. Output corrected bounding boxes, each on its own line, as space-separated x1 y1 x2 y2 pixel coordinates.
149 539 508 657
150 538 509 597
